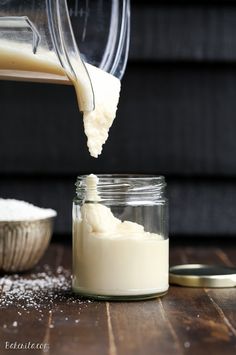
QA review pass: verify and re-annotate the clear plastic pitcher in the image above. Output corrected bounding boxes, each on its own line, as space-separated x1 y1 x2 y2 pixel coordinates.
0 0 130 111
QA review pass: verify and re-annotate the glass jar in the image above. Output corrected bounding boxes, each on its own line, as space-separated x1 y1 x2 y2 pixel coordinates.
72 175 169 301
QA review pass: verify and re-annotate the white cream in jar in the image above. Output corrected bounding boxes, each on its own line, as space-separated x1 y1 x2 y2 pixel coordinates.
72 174 169 299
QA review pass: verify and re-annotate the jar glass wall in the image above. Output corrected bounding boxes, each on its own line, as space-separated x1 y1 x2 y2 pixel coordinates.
72 175 169 301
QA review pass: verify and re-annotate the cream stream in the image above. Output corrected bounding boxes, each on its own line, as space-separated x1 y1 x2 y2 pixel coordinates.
0 41 121 157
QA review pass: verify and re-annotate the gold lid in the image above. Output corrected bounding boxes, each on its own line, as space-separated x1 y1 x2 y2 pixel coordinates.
169 264 236 288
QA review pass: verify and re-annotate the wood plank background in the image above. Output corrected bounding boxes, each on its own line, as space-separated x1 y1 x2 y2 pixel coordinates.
1 241 236 355
1 0 236 237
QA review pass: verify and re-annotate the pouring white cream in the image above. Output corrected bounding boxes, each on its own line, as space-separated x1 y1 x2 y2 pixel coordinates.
72 174 169 297
0 40 120 158
82 64 121 158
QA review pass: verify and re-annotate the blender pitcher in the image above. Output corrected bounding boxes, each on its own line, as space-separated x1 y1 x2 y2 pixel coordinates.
0 0 130 111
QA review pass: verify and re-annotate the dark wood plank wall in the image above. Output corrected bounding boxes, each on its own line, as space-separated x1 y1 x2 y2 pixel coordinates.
1 1 236 237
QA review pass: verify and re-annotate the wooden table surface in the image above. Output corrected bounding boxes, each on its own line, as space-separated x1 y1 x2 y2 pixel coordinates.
1 240 236 355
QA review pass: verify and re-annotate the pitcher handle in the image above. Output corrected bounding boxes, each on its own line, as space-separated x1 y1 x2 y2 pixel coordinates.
0 16 41 53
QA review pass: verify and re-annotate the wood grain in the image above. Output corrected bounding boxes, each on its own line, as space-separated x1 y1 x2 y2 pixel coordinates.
2 65 236 177
131 4 236 62
0 242 236 355
171 244 236 353
4 178 236 237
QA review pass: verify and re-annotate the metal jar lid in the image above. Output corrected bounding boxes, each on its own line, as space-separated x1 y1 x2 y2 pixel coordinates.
169 264 236 288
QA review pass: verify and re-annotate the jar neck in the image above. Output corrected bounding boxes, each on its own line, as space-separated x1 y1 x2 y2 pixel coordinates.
75 175 166 206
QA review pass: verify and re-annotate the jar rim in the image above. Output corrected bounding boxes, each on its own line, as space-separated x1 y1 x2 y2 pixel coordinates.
76 174 165 182
75 174 166 206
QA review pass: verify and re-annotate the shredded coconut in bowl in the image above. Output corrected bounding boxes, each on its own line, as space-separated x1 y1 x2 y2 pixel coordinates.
0 199 57 222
